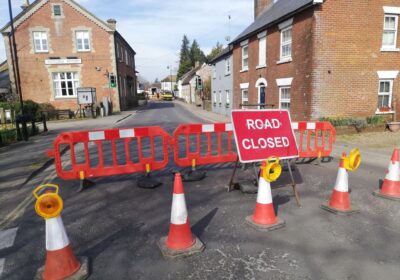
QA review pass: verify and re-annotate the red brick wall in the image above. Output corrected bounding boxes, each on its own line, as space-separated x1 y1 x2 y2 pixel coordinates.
312 0 400 119
12 0 123 112
254 0 274 19
233 8 314 121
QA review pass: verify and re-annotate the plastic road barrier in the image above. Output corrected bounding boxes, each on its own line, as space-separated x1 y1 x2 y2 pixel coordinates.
173 123 238 168
48 126 171 180
291 122 336 159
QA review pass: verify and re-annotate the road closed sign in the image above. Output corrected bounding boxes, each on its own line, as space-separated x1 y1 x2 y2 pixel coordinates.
231 110 299 162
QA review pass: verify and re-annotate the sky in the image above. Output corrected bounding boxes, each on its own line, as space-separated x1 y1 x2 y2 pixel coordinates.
0 0 253 82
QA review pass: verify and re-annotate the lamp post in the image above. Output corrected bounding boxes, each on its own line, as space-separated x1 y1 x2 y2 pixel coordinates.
167 66 172 95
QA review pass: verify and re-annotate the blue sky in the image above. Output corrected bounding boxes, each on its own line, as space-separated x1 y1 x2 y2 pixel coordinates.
0 0 253 81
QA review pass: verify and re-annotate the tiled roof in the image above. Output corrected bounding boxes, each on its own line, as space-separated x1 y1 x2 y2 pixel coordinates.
209 47 232 64
181 66 201 85
231 0 315 44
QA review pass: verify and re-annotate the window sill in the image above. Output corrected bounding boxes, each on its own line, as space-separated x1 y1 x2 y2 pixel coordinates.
77 50 91 53
224 72 231 76
380 47 400 52
240 68 249 73
375 109 395 114
256 64 267 69
277 58 292 64
55 96 77 99
35 51 49 54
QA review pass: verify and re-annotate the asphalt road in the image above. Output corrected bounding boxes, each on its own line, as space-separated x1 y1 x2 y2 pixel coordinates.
1 101 400 280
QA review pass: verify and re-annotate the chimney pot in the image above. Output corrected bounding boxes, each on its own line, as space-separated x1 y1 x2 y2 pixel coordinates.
107 19 117 30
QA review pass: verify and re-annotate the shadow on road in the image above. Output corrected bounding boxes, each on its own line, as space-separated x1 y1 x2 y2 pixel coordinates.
191 207 218 238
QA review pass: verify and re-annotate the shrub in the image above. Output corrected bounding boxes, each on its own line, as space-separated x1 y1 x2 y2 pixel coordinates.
366 115 385 125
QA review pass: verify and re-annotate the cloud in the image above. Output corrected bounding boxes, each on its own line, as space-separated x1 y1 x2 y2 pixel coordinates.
0 0 253 80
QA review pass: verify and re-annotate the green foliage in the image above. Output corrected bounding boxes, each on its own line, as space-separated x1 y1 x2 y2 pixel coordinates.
190 40 206 66
206 42 224 62
203 79 211 100
177 35 207 80
366 115 385 125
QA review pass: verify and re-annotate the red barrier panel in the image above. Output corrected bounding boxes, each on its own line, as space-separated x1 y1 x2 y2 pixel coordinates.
50 126 171 180
291 122 336 158
173 123 238 167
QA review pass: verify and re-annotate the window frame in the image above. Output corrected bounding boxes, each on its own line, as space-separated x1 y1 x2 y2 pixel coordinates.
75 31 91 52
33 31 49 53
279 86 291 110
258 36 267 67
382 14 399 50
241 88 249 106
377 79 393 110
226 90 230 107
280 26 292 61
52 72 79 99
225 58 231 75
241 44 249 71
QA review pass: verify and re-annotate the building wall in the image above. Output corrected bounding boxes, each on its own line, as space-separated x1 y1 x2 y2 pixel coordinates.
233 8 314 121
194 64 211 106
312 0 400 119
254 0 274 19
211 54 233 117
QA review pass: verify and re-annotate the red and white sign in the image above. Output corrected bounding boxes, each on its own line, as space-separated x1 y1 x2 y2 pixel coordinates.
231 110 299 162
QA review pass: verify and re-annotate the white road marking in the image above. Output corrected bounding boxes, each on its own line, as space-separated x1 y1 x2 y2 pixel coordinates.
0 227 18 250
0 258 4 278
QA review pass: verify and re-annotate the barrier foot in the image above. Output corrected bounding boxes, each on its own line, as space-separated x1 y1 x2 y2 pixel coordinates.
245 216 285 232
34 256 89 280
157 236 205 260
137 175 162 189
320 203 360 215
77 179 95 193
372 190 400 201
237 180 258 194
181 170 206 182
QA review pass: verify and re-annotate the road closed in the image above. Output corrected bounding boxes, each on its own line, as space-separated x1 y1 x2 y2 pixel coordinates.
231 110 299 162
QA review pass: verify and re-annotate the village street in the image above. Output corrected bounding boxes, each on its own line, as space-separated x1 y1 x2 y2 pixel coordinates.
0 100 400 280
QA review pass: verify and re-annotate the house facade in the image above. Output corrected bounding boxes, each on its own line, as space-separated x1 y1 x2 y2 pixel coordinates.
1 0 137 112
180 66 200 104
210 47 233 116
231 0 400 120
161 75 177 92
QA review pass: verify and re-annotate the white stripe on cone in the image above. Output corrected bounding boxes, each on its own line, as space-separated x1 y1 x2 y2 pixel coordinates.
386 161 400 181
170 193 188 225
334 167 348 193
46 216 70 251
256 177 273 204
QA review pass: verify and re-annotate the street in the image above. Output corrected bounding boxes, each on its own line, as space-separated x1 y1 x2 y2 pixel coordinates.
1 101 400 280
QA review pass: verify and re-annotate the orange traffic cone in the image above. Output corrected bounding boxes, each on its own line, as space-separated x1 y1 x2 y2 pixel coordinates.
158 173 204 259
245 161 285 231
373 148 400 200
33 184 88 280
321 153 359 214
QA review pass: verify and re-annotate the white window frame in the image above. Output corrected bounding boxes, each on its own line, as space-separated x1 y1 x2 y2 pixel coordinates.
75 31 90 52
382 14 399 51
225 58 231 75
213 91 217 106
241 45 249 71
33 31 48 53
52 72 79 98
53 4 62 16
241 88 249 106
219 90 222 106
377 79 393 111
257 32 267 68
279 86 291 110
226 90 230 106
279 26 292 62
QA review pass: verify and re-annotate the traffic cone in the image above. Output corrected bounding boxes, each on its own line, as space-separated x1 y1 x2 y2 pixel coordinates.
321 154 359 215
373 148 400 201
158 173 204 259
245 161 285 231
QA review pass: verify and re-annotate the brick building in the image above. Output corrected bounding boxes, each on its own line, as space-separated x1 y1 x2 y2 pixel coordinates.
1 0 137 112
231 0 400 121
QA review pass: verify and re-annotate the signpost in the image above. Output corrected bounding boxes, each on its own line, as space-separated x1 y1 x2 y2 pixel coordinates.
231 109 299 162
77 87 96 118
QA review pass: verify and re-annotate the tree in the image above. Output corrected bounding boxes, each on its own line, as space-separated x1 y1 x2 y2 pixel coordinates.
190 40 206 66
206 42 224 62
177 35 192 79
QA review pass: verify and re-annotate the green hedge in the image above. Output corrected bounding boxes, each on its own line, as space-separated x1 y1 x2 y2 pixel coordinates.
319 116 386 127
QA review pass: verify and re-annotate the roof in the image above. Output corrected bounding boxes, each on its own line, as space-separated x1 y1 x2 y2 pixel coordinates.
1 0 113 33
161 75 177 83
209 47 232 64
181 66 201 85
231 0 315 44
0 61 8 72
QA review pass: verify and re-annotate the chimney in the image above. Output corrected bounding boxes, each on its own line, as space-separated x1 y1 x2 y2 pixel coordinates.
21 0 30 10
107 19 117 30
254 0 274 19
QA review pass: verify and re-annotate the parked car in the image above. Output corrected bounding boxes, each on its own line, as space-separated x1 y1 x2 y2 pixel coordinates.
162 92 173 101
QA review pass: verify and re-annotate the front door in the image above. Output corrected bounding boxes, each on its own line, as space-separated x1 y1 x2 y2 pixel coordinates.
259 85 266 109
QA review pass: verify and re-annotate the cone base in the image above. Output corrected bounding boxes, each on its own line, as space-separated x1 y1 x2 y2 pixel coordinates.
320 202 360 215
158 236 205 259
245 215 285 232
34 256 89 280
373 190 400 201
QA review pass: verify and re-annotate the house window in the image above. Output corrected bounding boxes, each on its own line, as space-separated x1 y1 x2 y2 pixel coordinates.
225 58 231 74
242 45 248 70
219 90 222 106
75 31 90 51
382 15 398 49
258 36 266 67
125 50 128 64
378 80 393 109
213 91 217 106
279 87 291 110
52 72 79 98
53 4 62 16
116 43 120 58
280 27 292 60
33 31 48 53
226 90 230 107
241 89 249 106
